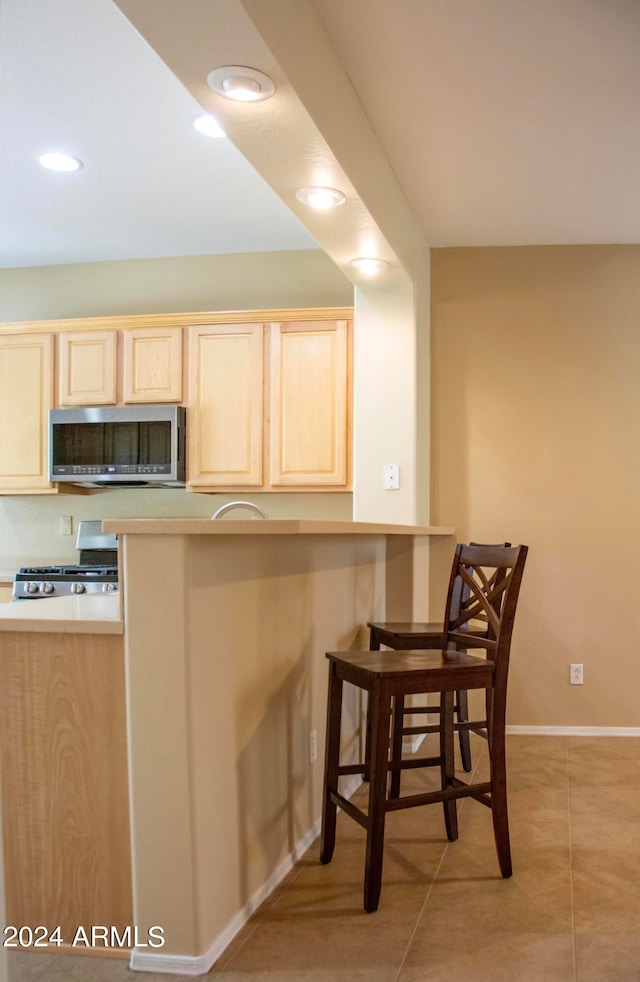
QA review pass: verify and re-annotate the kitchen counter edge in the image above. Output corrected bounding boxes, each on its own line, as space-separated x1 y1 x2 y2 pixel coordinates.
0 594 123 634
102 519 454 536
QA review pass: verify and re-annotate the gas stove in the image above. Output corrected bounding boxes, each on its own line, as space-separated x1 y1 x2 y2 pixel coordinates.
13 521 119 600
13 565 118 599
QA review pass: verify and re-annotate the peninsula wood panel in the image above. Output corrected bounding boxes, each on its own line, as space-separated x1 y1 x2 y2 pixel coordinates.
0 631 132 941
0 333 54 491
269 320 349 486
188 323 264 487
59 330 117 405
123 326 183 403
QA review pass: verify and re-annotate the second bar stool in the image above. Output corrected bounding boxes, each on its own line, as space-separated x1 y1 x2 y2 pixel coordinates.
367 541 510 779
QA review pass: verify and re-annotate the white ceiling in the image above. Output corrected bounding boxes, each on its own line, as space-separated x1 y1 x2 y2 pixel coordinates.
2 0 640 271
0 0 317 269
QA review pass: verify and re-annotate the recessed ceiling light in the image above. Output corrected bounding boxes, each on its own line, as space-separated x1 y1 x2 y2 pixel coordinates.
38 152 83 172
207 66 275 102
295 187 346 210
349 258 389 276
193 114 226 138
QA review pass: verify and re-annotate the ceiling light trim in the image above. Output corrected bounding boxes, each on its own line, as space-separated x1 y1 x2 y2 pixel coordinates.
349 257 389 276
193 113 226 138
207 66 275 102
38 152 84 172
295 186 346 210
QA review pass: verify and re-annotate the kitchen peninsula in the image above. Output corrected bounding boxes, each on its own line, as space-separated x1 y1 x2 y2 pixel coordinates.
103 518 453 974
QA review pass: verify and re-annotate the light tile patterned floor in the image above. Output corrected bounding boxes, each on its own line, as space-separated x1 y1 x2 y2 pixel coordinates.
8 735 640 981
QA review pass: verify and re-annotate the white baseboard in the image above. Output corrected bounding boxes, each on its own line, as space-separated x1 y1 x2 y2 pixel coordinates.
507 725 640 736
404 725 640 741
403 733 427 753
406 726 640 742
130 774 363 975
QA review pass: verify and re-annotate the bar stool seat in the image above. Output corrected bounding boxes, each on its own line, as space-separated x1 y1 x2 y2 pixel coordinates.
320 543 528 913
366 622 446 647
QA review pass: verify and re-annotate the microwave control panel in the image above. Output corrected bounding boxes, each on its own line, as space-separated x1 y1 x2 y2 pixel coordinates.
52 464 172 476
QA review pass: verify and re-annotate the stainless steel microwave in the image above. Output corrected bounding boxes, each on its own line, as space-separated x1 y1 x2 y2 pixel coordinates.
49 405 186 486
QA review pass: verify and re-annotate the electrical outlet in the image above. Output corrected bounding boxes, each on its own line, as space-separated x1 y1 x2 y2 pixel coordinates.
59 515 73 536
309 729 318 763
570 663 583 685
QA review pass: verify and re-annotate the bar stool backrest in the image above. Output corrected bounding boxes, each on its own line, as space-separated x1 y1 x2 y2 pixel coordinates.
443 543 528 683
447 541 511 645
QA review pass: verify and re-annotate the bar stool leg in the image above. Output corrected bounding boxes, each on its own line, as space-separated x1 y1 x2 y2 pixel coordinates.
389 694 405 799
320 663 343 865
456 689 473 772
440 690 458 842
364 679 392 913
489 701 512 878
362 630 382 781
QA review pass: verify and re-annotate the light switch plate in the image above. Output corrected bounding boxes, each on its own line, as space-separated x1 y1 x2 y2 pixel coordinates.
60 515 73 536
383 464 399 490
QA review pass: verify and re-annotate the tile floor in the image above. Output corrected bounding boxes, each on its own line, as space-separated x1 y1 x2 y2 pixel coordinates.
8 734 640 981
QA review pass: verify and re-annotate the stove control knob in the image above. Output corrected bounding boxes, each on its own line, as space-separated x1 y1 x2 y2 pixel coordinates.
25 581 39 594
70 582 86 594
40 582 54 595
102 582 118 593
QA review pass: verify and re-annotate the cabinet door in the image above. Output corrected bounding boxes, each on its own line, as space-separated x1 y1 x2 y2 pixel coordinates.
0 333 54 491
270 320 350 486
188 324 263 487
123 326 182 403
59 330 116 405
0 632 132 939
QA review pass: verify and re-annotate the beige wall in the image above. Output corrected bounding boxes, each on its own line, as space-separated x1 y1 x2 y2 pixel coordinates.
0 249 352 321
0 249 354 573
431 245 640 728
0 491 352 574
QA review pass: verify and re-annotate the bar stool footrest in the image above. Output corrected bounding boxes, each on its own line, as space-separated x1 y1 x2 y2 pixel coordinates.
329 790 368 829
388 755 441 771
386 780 492 812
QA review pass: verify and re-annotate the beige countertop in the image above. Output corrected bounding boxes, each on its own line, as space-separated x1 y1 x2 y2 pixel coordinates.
0 594 123 634
103 518 454 536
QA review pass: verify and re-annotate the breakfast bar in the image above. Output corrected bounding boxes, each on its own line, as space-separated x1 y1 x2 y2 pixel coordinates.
103 518 453 974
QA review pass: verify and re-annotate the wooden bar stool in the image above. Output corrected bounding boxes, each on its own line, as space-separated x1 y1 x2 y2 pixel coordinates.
320 542 528 913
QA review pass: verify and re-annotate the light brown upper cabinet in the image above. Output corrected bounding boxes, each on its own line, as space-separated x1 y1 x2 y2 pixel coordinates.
0 333 55 492
0 307 351 495
188 324 264 488
123 326 182 403
59 330 117 406
269 320 350 487
59 327 182 406
188 316 351 491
